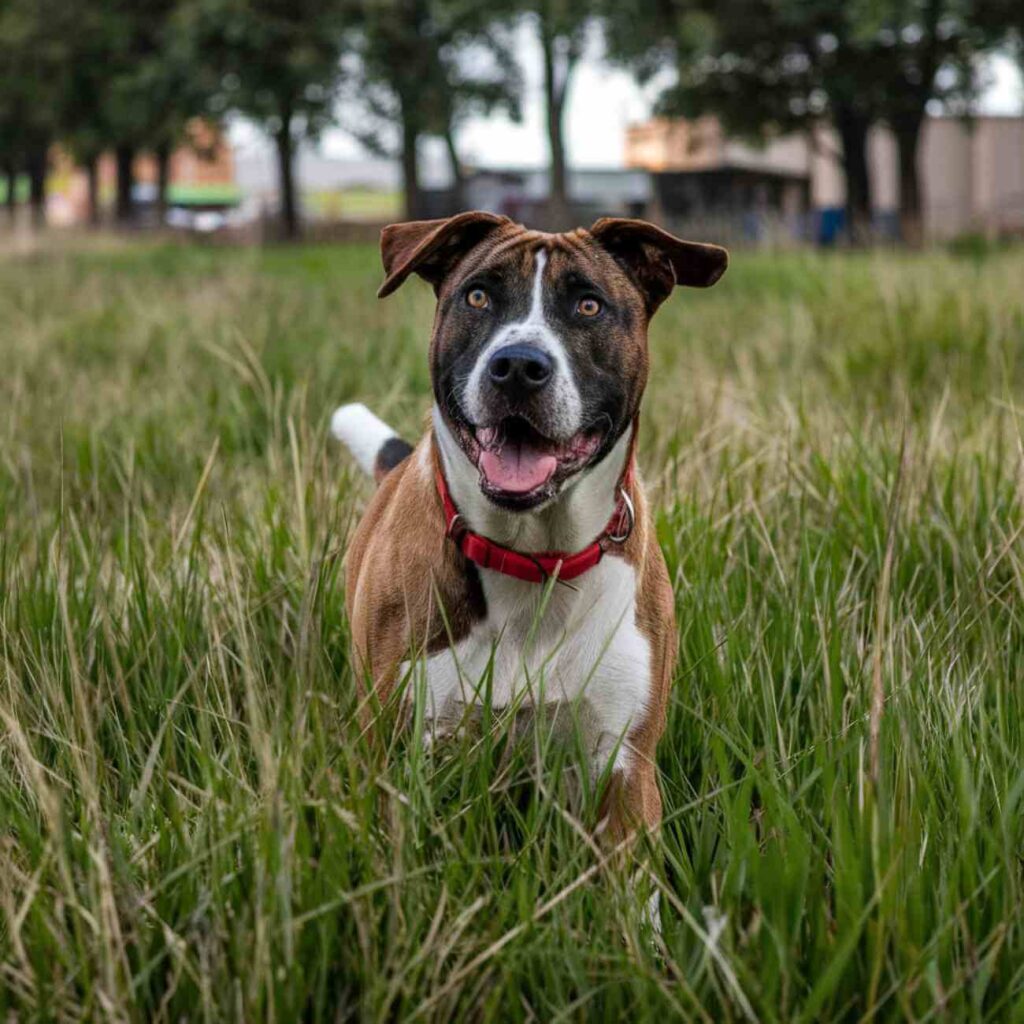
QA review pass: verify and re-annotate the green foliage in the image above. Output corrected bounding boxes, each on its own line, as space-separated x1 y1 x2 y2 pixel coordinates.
351 0 521 145
1 241 1024 1019
348 0 521 217
181 0 355 140
630 0 1014 135
0 0 217 169
0 0 68 160
175 0 359 234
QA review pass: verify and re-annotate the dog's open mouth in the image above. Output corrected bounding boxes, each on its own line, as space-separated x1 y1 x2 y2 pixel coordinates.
459 415 603 506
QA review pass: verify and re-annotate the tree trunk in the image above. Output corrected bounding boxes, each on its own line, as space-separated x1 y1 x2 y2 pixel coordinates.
27 146 47 229
540 26 571 229
115 144 136 225
401 118 423 221
893 114 924 247
85 155 100 226
835 106 872 244
4 166 16 224
155 141 171 227
444 124 465 213
274 112 299 240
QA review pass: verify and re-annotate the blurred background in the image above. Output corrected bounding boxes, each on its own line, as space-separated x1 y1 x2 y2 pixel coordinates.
1 0 1022 248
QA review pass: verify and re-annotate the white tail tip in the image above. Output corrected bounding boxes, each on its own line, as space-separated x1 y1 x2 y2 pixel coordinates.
331 403 398 476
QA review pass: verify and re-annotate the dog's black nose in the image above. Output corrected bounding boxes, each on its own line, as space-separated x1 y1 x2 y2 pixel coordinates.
487 344 553 395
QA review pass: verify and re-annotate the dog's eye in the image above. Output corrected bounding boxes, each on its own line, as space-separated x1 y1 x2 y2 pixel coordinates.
466 288 490 310
576 297 602 318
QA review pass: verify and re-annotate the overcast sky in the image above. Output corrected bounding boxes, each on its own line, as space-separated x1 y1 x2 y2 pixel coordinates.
236 27 1024 170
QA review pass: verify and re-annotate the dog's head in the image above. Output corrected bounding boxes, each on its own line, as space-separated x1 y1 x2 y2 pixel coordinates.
378 212 728 510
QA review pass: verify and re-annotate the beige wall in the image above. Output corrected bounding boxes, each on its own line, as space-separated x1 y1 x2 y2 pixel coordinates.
625 117 728 171
921 120 975 237
973 118 1024 236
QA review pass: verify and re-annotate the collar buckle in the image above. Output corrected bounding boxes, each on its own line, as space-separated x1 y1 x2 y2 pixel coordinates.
606 486 635 544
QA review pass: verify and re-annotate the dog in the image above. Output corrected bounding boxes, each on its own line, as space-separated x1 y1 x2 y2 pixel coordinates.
333 212 727 846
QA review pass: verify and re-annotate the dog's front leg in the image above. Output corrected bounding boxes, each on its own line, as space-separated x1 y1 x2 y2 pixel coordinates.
586 681 666 933
597 752 662 844
595 745 664 935
585 658 664 844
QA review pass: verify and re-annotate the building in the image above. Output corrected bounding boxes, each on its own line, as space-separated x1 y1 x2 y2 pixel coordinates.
626 115 1024 242
419 166 652 227
231 144 404 222
46 120 239 227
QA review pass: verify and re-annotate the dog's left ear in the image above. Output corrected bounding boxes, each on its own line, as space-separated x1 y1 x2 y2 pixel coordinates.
589 217 728 314
378 211 511 298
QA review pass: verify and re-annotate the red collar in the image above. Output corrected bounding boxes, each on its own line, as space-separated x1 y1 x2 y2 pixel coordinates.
435 439 637 585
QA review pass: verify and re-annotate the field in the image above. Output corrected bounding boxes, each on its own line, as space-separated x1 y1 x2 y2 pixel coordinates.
1 238 1023 1022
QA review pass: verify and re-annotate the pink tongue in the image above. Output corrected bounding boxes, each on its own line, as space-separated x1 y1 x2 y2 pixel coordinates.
479 444 557 494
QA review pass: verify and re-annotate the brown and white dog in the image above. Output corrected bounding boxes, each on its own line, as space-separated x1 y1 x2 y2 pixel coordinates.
333 212 727 846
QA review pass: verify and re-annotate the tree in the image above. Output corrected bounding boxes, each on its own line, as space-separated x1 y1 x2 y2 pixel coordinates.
52 1 127 225
106 3 154 222
350 0 521 219
25 0 209 228
0 0 66 227
518 0 593 227
183 0 355 238
859 0 1016 244
130 0 216 221
430 10 521 212
99 0 222 225
644 0 882 240
350 0 444 220
614 0 1014 244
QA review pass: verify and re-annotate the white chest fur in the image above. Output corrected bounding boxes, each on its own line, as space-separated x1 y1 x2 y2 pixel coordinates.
403 555 652 774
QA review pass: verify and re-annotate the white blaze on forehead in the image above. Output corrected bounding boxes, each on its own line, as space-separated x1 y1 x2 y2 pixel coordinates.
463 248 583 439
525 248 547 326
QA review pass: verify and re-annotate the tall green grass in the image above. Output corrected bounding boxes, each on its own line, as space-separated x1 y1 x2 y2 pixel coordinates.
1 240 1022 1021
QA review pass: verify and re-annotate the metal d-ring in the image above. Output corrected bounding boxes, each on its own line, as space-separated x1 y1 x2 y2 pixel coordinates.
607 487 635 543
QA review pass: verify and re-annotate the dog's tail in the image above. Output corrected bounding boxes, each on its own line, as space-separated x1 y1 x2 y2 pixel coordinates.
331 403 413 483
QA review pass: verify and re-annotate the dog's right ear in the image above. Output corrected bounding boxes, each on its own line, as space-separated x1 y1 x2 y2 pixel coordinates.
378 211 511 298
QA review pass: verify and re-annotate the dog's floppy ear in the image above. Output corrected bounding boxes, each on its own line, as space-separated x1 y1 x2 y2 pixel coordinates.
378 211 511 298
589 217 728 314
